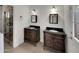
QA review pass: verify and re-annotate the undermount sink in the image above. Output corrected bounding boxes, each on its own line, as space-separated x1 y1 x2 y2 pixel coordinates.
49 30 58 32
30 27 35 29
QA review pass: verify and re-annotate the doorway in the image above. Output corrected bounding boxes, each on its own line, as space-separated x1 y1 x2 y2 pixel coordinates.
4 6 13 52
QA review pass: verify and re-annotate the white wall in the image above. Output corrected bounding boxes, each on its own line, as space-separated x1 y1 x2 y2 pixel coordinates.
13 5 30 48
29 5 64 42
63 6 73 52
63 6 72 37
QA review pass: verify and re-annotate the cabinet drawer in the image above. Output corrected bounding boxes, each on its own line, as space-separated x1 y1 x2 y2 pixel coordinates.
45 33 52 38
45 33 55 40
52 34 64 39
45 32 64 39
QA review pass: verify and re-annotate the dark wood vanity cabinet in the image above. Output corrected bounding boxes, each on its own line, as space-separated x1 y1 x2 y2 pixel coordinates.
44 27 66 53
24 29 35 41
24 25 40 45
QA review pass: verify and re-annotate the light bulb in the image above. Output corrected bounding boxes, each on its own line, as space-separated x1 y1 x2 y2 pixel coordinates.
6 12 10 18
7 12 10 18
32 9 37 15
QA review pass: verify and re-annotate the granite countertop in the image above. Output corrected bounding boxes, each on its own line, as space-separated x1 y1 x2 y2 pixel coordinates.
25 27 38 30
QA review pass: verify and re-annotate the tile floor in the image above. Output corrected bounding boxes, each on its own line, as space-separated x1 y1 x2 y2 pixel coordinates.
5 42 51 53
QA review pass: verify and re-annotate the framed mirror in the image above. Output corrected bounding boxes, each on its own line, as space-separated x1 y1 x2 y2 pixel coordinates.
31 15 37 23
49 14 58 24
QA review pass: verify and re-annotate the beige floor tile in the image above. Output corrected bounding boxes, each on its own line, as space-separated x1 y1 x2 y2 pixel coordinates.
5 42 51 53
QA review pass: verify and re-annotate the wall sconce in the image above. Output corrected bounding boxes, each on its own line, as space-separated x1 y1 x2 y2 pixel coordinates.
50 6 57 14
32 9 37 15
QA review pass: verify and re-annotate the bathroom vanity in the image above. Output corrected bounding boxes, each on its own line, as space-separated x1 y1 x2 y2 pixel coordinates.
44 27 66 53
24 25 40 45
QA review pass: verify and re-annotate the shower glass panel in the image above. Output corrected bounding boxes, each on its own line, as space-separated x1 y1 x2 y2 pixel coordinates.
4 6 13 50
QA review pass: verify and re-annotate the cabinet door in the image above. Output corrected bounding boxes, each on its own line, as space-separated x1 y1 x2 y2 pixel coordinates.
44 33 54 48
30 30 36 41
53 38 65 51
25 29 31 40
